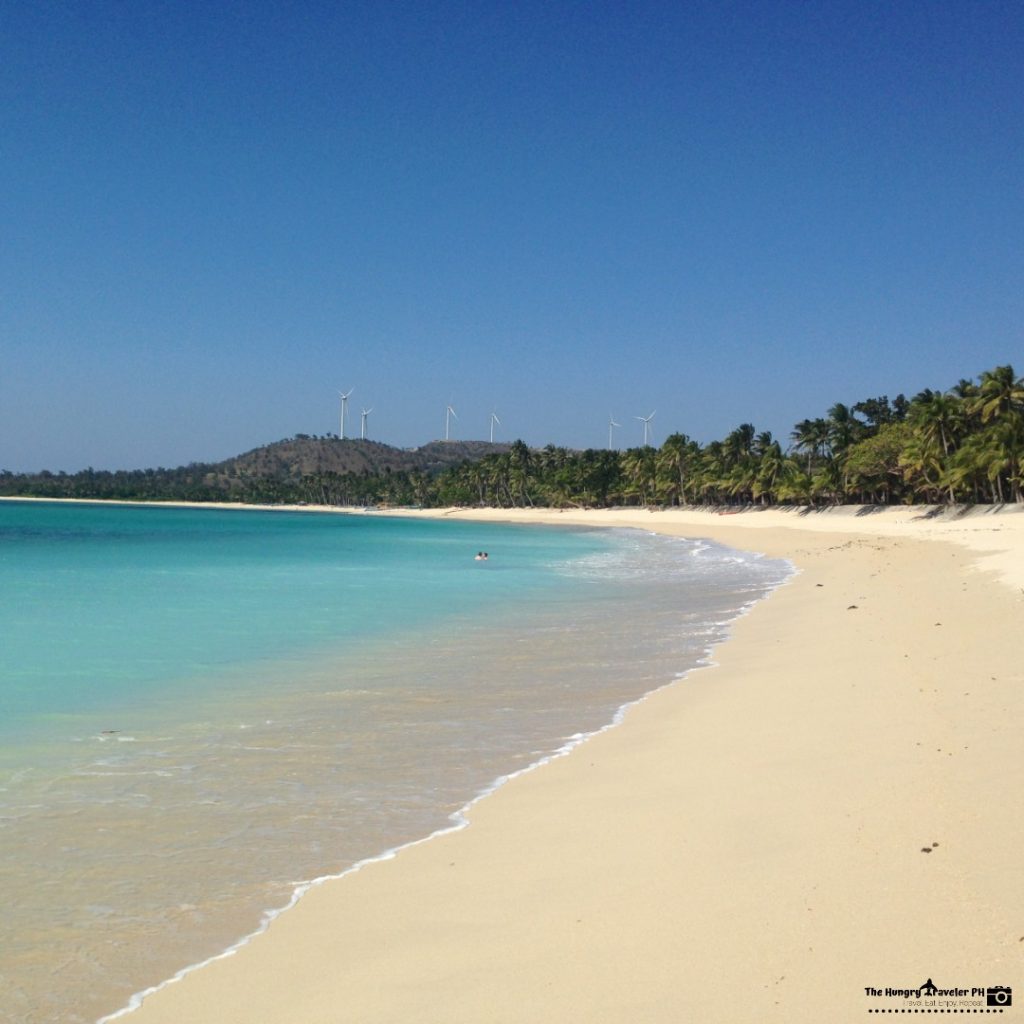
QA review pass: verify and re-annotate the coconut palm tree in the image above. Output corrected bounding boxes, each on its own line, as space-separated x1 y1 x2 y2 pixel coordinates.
827 403 864 457
506 440 535 506
656 433 700 505
696 441 727 504
952 378 979 401
723 423 756 462
790 418 831 474
969 366 1024 501
752 439 788 505
907 389 967 502
973 365 1024 424
621 447 657 506
899 432 945 503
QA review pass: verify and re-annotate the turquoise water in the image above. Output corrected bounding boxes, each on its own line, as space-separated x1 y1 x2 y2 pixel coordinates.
0 501 790 1024
0 502 607 730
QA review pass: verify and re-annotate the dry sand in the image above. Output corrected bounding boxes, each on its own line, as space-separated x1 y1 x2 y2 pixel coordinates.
114 505 1023 1022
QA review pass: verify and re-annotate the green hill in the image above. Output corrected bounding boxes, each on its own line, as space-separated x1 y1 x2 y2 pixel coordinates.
0 437 513 505
218 437 511 482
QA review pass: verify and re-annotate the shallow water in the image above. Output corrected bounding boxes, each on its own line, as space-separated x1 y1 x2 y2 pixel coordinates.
0 502 790 1023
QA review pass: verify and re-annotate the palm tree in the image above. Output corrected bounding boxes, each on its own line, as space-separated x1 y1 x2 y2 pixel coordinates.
752 439 787 505
907 389 967 502
507 440 534 507
656 433 700 505
696 442 727 504
973 365 1024 424
774 460 814 505
970 366 1024 502
827 403 864 457
724 423 756 462
621 447 657 506
718 424 759 503
947 428 1012 503
569 449 623 507
753 430 776 458
899 432 944 503
790 418 831 474
952 378 979 401
826 403 866 497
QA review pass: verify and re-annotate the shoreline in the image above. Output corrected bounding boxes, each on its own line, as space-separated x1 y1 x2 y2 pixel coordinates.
83 512 791 1023
24 502 1024 1021
98 630 713 1024
5 495 1023 588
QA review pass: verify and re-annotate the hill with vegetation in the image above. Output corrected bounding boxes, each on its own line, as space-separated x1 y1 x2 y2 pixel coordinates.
0 438 512 506
2 364 1022 508
218 437 511 482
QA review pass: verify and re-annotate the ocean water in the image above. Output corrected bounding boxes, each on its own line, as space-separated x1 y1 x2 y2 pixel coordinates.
0 501 790 1023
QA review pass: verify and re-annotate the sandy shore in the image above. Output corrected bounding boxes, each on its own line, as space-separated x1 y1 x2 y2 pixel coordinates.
112 505 1023 1022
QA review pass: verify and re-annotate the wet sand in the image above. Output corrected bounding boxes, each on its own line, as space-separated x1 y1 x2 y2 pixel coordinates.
109 505 1024 1022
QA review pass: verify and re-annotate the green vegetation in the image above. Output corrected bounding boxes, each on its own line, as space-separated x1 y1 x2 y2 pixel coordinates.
3 365 1022 508
0 439 507 507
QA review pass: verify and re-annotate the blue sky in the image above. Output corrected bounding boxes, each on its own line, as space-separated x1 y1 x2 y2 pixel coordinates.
2 0 1022 471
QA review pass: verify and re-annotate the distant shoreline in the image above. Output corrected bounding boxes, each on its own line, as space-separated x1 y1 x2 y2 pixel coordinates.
5 492 1022 588
0 495 361 514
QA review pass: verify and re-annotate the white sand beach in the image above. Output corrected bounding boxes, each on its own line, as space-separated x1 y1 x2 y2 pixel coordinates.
113 504 1024 1022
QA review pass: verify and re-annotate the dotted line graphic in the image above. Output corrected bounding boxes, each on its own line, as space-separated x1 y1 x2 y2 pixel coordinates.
867 1010 1006 1014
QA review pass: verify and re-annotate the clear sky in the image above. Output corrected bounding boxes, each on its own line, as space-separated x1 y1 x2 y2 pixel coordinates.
2 0 1022 471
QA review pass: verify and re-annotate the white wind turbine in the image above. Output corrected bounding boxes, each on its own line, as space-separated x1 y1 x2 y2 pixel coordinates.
636 410 656 447
445 401 457 441
337 388 354 439
608 414 621 450
360 407 373 440
489 410 501 443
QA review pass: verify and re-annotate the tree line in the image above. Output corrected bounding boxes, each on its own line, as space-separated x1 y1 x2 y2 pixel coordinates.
426 364 1024 507
2 364 1021 508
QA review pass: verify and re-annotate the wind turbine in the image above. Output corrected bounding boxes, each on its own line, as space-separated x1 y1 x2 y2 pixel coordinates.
360 407 373 440
489 410 501 443
636 410 656 447
445 401 457 441
608 414 621 450
337 388 354 439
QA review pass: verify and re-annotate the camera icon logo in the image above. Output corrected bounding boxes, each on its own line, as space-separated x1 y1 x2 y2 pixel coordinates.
987 986 1012 1007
